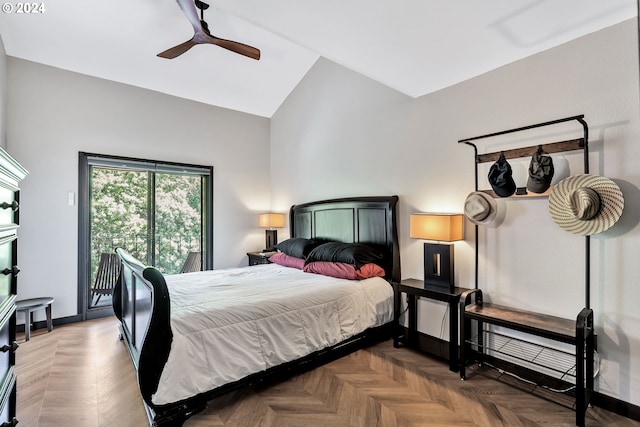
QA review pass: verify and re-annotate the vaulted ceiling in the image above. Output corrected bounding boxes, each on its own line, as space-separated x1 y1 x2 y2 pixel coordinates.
0 0 636 117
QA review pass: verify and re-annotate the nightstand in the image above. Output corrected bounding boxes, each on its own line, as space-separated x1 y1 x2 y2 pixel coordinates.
393 278 472 372
247 251 275 266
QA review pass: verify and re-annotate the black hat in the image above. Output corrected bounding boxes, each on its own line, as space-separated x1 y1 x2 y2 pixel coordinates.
488 152 516 197
527 146 554 193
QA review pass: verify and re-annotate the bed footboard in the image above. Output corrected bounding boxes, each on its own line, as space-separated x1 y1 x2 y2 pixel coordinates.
115 248 201 426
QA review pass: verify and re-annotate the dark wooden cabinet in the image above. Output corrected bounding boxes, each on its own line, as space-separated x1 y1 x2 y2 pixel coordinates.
0 148 27 427
246 251 275 266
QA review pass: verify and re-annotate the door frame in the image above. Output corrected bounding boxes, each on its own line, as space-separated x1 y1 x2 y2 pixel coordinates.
78 152 214 320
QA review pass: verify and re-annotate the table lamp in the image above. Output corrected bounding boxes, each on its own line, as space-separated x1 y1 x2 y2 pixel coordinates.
259 213 285 252
409 213 464 291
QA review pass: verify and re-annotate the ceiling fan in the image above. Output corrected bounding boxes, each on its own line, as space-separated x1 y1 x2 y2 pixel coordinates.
158 0 260 60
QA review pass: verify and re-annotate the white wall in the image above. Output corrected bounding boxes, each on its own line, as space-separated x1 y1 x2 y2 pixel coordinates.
272 19 640 406
6 58 270 321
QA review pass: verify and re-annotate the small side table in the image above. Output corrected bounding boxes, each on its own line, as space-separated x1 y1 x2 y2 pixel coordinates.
246 251 275 266
16 297 54 341
393 279 472 372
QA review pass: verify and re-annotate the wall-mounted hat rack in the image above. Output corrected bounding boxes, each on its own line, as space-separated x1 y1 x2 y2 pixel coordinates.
457 114 591 307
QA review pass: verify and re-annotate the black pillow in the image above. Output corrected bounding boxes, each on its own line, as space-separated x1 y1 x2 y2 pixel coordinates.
275 238 326 259
305 242 384 269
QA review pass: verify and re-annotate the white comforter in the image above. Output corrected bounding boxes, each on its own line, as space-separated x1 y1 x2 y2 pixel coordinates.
152 264 394 405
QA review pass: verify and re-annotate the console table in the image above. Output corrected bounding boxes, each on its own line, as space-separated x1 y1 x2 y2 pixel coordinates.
393 278 472 372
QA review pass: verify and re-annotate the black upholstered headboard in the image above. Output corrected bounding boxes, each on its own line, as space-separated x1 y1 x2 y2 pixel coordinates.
289 196 400 283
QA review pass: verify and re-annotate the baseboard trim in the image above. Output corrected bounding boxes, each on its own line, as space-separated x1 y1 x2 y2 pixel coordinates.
592 391 640 422
413 329 450 361
16 304 115 333
16 314 83 333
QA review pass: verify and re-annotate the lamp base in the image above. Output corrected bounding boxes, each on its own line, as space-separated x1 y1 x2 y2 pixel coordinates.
423 242 455 292
264 229 278 252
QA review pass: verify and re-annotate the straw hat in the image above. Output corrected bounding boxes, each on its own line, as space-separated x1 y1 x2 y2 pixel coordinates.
548 174 624 236
464 191 506 228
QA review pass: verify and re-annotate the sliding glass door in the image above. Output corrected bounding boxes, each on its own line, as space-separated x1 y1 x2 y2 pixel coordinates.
90 167 150 275
154 172 203 273
79 153 213 319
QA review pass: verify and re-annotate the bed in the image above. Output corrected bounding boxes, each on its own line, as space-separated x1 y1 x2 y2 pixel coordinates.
112 195 400 427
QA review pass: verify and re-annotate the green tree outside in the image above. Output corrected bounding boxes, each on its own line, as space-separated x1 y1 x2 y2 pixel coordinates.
90 167 202 300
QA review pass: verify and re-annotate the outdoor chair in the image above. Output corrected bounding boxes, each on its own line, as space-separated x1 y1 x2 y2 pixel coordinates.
91 252 122 306
180 251 202 273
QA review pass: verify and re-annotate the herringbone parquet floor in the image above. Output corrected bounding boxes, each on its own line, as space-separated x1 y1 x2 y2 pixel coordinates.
14 317 640 427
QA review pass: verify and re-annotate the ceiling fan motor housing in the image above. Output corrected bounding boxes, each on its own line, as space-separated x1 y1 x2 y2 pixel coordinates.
195 0 209 10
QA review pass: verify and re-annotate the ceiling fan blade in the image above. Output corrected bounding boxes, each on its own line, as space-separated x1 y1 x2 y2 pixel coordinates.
157 39 198 59
209 36 261 60
162 0 261 60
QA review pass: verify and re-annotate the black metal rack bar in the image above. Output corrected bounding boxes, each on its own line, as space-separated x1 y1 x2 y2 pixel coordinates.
458 114 585 144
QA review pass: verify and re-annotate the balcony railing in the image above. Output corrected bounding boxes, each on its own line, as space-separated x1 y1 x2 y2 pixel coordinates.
91 233 201 275
88 233 201 309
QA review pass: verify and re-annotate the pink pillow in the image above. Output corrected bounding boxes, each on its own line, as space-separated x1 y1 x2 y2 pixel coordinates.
270 252 305 269
303 262 386 280
303 261 357 279
355 263 386 279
